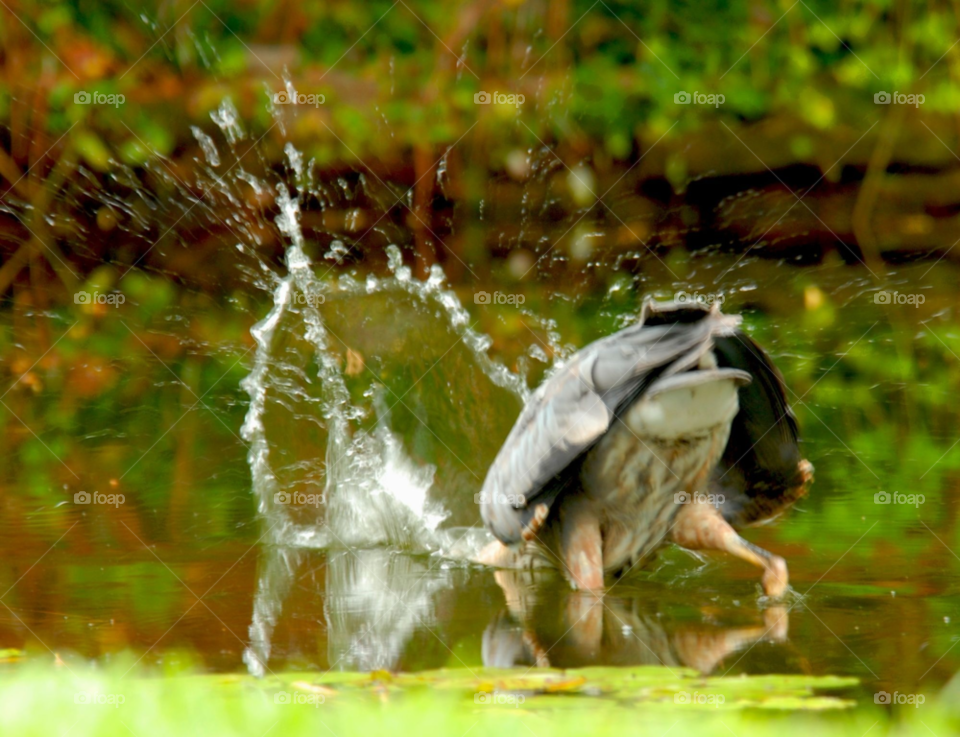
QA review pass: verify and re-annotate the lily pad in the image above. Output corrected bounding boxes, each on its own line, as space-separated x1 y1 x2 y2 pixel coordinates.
253 665 858 711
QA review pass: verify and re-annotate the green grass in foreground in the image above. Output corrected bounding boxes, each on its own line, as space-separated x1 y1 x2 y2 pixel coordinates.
0 658 954 737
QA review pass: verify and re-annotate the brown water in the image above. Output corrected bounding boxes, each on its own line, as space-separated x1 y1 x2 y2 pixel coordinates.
1 240 958 709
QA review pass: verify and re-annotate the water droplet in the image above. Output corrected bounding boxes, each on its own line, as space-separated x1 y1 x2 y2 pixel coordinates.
190 126 221 167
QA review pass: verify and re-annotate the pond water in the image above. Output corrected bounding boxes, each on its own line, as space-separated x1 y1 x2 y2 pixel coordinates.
1 111 958 707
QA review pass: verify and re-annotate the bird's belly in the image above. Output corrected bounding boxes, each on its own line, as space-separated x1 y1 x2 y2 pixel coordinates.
580 380 739 572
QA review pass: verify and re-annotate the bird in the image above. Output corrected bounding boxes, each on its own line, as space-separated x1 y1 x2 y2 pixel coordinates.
474 297 813 597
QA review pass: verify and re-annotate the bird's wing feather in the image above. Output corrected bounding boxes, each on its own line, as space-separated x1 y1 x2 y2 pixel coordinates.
710 332 810 525
480 301 741 544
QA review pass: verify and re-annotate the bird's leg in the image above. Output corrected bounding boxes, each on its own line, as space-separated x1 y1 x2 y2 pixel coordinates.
559 500 605 591
671 501 789 597
563 591 604 659
491 570 552 668
493 569 532 619
671 606 790 673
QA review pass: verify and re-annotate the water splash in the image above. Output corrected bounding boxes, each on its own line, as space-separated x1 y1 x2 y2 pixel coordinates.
236 148 535 676
210 98 246 147
239 144 528 555
190 126 221 167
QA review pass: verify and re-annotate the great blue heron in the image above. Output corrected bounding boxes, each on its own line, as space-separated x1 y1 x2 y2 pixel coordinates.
475 298 812 597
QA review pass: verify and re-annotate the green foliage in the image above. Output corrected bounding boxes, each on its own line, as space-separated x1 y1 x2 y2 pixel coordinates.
1 0 951 177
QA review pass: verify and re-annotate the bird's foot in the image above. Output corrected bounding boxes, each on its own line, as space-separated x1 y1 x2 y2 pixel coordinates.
760 555 789 599
761 606 790 641
475 540 519 568
672 501 792 598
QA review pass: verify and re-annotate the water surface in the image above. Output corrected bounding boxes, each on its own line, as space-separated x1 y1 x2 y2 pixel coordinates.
0 117 958 707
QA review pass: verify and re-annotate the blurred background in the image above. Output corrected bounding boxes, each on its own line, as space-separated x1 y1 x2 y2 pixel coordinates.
0 0 958 709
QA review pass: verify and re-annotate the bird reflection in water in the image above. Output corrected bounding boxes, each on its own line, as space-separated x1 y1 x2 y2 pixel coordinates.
244 548 791 676
482 569 789 673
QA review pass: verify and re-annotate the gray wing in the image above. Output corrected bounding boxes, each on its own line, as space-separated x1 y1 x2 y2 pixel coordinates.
479 299 742 544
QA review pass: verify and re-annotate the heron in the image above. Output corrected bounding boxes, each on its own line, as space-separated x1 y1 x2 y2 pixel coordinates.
475 298 813 597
